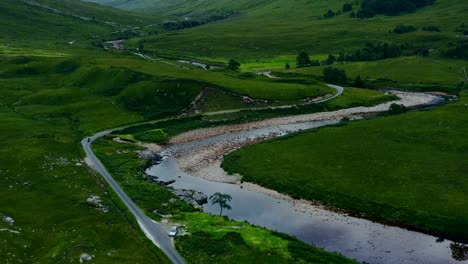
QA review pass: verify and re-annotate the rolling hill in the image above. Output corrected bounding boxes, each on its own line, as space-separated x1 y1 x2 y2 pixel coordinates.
130 0 467 60
0 0 161 48
85 0 272 18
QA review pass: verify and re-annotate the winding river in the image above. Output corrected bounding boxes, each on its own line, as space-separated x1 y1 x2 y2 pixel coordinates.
146 92 467 264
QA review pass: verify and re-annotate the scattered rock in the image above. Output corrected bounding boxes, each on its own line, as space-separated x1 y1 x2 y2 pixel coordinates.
160 180 176 186
86 195 109 213
173 189 208 209
2 215 14 225
79 253 94 263
136 150 163 167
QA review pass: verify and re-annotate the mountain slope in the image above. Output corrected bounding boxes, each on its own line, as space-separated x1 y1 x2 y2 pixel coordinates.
0 0 161 47
131 0 467 60
85 0 273 18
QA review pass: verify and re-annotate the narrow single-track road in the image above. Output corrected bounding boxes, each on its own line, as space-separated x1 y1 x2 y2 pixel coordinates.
82 135 185 264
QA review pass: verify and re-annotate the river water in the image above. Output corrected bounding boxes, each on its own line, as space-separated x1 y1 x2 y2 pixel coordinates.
148 118 467 264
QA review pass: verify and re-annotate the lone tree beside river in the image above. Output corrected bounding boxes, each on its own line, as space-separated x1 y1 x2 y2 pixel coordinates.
209 192 232 216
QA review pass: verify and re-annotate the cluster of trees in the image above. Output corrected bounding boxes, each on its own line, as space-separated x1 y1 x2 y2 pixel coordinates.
323 3 353 18
323 67 348 84
323 67 368 87
227 59 241 70
332 42 413 62
294 41 433 72
296 52 320 67
162 11 235 30
295 43 412 69
356 0 435 18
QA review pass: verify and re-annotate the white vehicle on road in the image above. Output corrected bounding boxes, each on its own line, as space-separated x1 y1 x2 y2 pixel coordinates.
169 226 178 237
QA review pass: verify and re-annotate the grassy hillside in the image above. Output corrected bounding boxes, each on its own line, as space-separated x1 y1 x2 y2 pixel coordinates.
0 0 161 49
131 0 467 60
0 58 172 263
85 0 272 18
223 90 468 242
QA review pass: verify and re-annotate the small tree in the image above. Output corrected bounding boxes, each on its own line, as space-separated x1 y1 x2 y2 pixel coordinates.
227 59 241 71
342 3 353 12
209 192 232 216
323 54 336 65
323 67 348 84
389 103 407 114
353 75 365 87
296 51 311 67
324 9 336 18
285 63 291 70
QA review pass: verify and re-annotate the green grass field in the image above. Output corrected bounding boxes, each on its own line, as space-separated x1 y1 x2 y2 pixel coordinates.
174 212 358 264
0 78 169 263
223 90 468 242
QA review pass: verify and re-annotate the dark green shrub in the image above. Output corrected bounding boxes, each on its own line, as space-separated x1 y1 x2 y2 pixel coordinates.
393 25 417 34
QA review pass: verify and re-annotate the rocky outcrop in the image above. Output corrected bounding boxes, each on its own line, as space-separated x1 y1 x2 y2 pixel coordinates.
86 195 109 213
173 189 208 209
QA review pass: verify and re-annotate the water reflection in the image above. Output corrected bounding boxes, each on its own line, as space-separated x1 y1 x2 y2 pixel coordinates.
147 118 468 264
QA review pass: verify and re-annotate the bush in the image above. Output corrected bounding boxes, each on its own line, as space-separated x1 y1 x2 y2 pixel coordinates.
323 9 336 18
393 25 417 34
353 75 366 88
226 59 241 71
322 54 336 65
389 103 407 114
296 51 311 67
342 3 353 12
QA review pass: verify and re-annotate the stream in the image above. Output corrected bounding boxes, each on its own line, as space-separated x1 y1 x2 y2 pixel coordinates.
147 116 467 264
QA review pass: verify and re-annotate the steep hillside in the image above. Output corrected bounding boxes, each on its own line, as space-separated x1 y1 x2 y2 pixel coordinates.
85 0 272 18
0 0 161 48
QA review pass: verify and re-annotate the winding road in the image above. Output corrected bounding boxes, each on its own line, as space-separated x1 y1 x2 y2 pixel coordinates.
81 84 344 263
82 135 185 264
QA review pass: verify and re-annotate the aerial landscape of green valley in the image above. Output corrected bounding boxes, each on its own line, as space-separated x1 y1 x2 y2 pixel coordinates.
0 0 467 263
